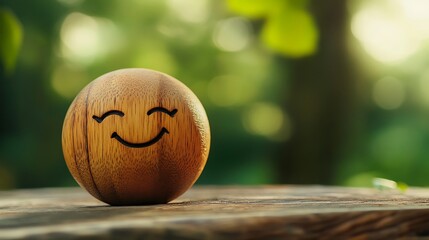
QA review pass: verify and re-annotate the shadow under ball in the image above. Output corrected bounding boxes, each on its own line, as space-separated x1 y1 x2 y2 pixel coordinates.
62 68 211 205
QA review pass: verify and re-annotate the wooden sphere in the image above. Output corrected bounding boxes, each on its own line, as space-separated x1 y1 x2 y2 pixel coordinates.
62 68 210 205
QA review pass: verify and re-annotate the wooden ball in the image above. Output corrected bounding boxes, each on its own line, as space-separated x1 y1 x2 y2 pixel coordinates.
62 68 210 205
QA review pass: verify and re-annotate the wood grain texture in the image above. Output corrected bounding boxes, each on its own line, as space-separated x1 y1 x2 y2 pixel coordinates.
62 68 210 205
1 186 429 239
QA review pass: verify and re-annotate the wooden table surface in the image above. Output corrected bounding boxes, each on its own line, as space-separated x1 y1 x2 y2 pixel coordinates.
1 185 429 239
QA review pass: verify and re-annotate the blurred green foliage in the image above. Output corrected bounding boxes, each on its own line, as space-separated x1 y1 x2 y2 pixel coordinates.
227 0 318 56
0 8 22 74
1 0 429 190
0 0 284 189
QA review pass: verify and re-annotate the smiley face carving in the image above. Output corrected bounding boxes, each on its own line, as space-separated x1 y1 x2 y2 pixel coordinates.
62 69 210 205
92 107 178 148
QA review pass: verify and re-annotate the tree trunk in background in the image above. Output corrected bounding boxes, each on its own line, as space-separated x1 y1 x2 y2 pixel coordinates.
278 0 354 184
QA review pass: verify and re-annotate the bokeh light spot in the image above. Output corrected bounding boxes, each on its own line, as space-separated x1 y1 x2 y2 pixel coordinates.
60 12 121 65
213 17 252 52
350 0 429 64
167 0 209 23
398 0 429 39
132 45 177 75
242 102 286 138
373 76 405 110
51 65 89 99
351 6 418 64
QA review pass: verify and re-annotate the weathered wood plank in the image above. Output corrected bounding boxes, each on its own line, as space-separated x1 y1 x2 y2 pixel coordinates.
1 186 429 239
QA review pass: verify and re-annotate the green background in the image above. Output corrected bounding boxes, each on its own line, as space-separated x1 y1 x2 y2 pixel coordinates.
1 0 429 189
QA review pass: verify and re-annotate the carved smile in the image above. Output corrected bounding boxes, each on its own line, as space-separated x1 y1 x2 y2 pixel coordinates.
111 128 169 148
93 107 177 148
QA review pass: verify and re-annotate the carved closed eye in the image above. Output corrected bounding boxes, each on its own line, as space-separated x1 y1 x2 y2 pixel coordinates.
147 107 177 117
92 110 124 123
92 107 178 124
